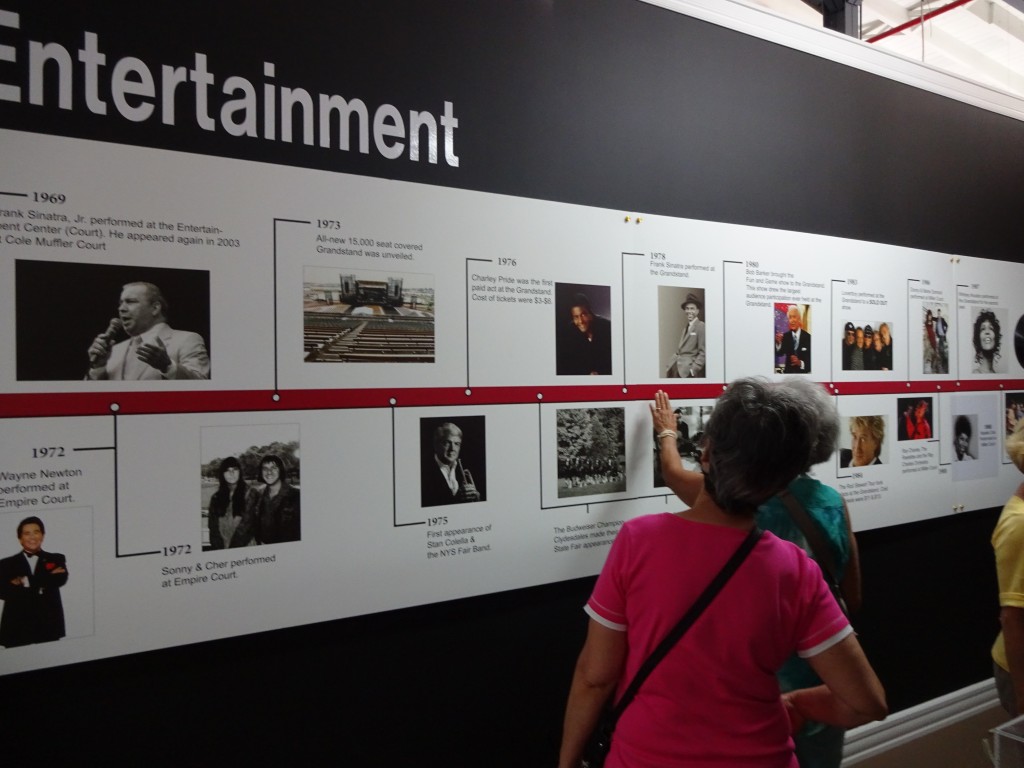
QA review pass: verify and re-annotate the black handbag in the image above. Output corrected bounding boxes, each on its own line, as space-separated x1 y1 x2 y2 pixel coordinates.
580 526 763 768
581 716 614 768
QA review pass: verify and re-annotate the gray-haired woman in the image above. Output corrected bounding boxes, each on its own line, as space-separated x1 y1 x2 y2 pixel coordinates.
559 378 885 768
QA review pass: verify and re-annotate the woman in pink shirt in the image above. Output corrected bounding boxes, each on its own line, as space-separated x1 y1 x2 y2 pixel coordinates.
559 378 886 768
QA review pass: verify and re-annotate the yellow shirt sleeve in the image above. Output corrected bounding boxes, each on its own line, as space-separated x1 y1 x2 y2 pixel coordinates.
993 496 1024 609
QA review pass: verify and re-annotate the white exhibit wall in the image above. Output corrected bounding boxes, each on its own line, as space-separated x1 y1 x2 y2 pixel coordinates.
1 127 1022 675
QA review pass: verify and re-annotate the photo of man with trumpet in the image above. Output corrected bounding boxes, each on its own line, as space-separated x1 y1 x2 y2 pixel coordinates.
420 418 486 507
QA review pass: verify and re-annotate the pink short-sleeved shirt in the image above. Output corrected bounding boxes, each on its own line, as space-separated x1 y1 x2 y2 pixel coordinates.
586 513 851 768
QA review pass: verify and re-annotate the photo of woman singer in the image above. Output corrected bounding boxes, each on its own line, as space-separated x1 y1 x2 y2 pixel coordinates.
972 309 1003 374
558 379 886 767
206 456 255 550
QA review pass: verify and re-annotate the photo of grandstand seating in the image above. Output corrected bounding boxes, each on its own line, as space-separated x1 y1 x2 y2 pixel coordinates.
303 267 435 363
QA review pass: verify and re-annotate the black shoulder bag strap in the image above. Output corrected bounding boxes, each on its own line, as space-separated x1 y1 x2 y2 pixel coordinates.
609 526 763 724
777 489 848 617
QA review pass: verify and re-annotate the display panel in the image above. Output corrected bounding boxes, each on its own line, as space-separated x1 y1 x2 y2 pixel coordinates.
1 0 1023 688
1 128 1022 674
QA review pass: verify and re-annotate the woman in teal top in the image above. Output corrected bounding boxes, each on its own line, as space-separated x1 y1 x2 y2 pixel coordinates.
757 385 862 768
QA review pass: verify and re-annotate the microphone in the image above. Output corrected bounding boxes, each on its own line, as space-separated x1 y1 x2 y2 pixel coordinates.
89 318 125 364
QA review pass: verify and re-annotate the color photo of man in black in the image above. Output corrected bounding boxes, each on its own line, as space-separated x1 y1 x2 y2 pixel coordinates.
0 516 68 648
555 285 612 376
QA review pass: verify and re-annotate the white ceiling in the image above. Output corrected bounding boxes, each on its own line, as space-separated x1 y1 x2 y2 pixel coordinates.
745 0 1024 98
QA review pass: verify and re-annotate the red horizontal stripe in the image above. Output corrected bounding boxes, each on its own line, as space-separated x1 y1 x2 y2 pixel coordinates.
1 379 1020 418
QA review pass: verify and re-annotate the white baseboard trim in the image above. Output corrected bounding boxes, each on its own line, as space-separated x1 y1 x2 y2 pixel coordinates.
842 679 1001 765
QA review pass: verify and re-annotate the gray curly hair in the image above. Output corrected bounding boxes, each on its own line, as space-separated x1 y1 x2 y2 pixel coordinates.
702 377 827 515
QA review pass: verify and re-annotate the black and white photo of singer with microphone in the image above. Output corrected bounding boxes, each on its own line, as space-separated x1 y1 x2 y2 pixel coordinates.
86 282 210 380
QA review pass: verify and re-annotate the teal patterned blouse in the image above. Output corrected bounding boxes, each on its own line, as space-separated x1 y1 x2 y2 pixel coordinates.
756 474 851 698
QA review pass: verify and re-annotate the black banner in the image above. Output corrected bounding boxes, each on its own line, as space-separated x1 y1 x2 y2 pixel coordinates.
1 0 1022 260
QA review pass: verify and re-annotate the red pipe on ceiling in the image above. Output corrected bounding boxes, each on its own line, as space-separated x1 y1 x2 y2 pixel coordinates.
866 0 976 44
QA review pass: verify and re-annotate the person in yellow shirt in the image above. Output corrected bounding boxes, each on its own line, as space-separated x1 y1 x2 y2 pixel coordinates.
992 420 1024 714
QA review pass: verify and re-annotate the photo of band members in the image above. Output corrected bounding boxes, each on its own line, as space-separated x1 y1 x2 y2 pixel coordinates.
556 407 625 498
840 321 893 371
200 424 301 550
15 259 211 381
773 303 812 373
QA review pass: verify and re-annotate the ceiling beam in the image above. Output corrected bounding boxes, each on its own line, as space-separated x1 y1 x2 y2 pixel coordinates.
967 0 1024 46
923 17 1024 92
862 0 913 27
866 0 975 43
